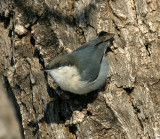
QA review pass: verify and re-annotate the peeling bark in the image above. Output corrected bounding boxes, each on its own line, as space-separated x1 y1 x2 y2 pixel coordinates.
0 0 160 138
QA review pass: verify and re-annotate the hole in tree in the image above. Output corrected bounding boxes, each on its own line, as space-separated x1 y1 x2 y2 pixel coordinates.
87 110 92 116
136 108 140 113
8 29 12 37
30 36 35 45
69 125 77 134
124 87 134 94
11 57 14 66
145 44 151 56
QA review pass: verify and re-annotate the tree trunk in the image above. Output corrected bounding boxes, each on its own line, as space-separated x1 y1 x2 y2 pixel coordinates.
0 0 160 138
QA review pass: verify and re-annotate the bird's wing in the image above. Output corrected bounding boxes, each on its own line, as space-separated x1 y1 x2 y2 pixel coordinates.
71 41 109 82
71 32 114 82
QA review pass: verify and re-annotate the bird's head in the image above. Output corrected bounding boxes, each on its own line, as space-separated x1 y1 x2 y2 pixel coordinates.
43 55 77 72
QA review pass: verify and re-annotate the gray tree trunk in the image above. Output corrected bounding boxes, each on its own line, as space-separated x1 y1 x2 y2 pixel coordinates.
0 0 160 138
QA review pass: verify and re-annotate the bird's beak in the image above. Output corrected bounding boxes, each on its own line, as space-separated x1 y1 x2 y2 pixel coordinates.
98 31 115 42
105 33 115 41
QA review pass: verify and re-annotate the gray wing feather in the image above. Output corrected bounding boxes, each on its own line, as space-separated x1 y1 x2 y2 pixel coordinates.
71 32 114 82
71 41 109 82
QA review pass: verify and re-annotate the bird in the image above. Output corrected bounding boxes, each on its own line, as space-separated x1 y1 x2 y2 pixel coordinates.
44 31 114 95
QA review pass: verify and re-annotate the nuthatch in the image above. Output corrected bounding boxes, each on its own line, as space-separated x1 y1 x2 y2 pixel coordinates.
44 31 114 94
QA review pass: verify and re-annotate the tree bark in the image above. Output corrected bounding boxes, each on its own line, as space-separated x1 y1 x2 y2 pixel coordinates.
0 0 160 138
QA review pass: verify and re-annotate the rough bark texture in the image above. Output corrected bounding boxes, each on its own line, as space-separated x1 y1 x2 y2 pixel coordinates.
0 0 160 139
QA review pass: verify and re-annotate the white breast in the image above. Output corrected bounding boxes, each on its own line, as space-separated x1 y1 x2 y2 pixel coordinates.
49 66 87 94
48 56 108 94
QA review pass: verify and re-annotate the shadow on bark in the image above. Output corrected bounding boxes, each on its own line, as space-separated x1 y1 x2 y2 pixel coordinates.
14 0 95 27
43 88 98 124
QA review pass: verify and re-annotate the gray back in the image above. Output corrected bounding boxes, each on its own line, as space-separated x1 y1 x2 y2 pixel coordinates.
71 40 112 82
